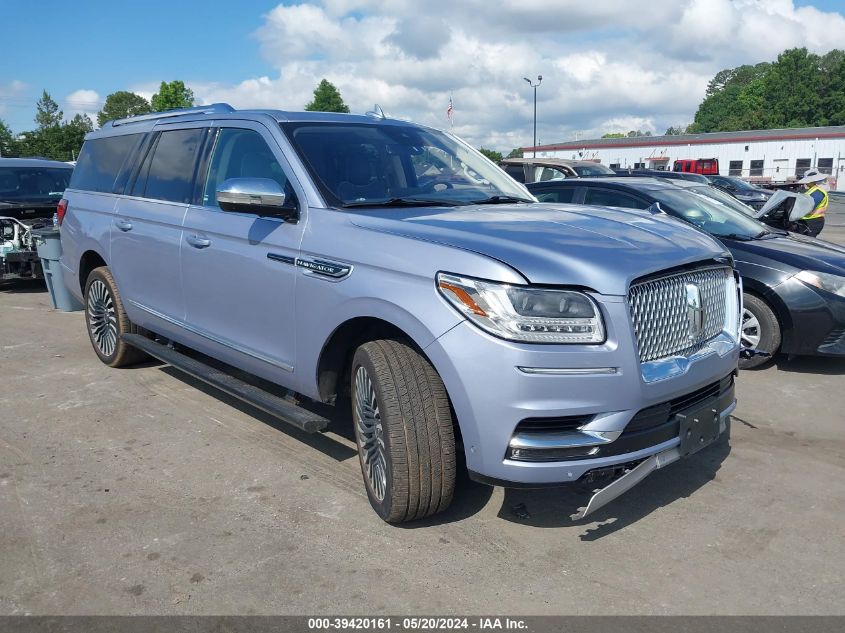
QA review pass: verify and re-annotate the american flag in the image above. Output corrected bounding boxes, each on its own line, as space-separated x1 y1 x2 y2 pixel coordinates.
446 96 453 124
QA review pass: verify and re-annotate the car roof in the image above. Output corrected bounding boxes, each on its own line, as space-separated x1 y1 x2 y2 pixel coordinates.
87 103 423 140
0 157 74 169
500 157 598 167
526 176 694 191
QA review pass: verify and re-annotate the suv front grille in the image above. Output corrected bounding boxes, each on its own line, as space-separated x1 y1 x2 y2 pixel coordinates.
628 266 731 363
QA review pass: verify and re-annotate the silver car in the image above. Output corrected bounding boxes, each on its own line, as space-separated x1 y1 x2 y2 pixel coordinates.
59 104 741 522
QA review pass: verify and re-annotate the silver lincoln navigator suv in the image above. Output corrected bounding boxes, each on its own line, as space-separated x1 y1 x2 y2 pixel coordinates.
59 104 742 522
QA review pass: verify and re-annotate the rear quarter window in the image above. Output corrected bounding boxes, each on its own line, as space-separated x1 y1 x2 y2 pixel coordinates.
584 188 649 209
69 134 143 193
534 188 575 203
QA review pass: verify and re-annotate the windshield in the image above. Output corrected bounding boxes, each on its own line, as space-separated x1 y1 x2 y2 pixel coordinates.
693 184 758 216
726 177 757 191
281 121 534 207
651 186 771 239
573 163 615 176
0 166 72 203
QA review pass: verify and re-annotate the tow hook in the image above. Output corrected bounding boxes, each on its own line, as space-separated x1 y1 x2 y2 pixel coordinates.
739 348 771 360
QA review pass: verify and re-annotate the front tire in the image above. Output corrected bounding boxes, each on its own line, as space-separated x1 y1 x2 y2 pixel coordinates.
351 339 456 523
739 293 780 369
84 267 148 368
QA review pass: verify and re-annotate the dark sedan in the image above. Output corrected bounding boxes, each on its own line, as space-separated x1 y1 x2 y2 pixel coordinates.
527 177 845 368
706 175 773 210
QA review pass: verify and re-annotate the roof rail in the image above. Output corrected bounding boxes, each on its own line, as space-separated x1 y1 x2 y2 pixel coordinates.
110 103 235 127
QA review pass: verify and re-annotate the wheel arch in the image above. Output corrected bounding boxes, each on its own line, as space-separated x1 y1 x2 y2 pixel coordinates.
78 249 108 294
316 316 423 404
742 279 794 343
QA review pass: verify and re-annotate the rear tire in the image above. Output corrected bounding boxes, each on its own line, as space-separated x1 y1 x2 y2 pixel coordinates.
84 267 148 368
351 339 456 523
739 293 780 369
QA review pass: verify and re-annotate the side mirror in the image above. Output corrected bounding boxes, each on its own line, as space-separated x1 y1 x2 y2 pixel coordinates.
216 178 297 221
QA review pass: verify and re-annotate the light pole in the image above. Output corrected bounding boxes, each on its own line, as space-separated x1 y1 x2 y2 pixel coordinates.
524 75 542 157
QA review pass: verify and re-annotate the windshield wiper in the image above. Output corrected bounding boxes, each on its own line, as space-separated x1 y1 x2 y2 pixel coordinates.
341 197 468 208
469 195 534 205
755 229 787 239
714 232 753 242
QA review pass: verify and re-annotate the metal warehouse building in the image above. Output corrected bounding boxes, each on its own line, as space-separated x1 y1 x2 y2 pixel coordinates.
525 126 845 191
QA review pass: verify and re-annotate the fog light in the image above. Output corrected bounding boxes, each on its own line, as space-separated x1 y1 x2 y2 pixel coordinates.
507 446 600 462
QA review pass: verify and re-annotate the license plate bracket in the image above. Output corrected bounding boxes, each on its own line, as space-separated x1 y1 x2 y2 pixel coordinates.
677 397 720 457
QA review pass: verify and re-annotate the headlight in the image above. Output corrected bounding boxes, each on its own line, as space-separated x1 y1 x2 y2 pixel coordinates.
436 272 605 343
795 270 845 297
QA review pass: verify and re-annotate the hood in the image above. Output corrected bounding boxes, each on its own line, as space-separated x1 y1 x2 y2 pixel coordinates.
728 232 845 275
347 203 729 295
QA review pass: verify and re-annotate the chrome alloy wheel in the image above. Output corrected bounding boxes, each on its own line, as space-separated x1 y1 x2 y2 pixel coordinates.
87 279 117 357
354 365 387 501
741 308 761 349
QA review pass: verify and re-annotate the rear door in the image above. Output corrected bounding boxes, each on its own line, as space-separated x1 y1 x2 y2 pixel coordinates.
112 124 209 327
180 122 305 377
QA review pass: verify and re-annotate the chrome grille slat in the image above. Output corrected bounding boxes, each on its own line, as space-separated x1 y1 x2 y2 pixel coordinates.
628 267 730 363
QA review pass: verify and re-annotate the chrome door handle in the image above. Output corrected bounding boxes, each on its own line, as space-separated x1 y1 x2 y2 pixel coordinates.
186 234 211 249
115 219 133 232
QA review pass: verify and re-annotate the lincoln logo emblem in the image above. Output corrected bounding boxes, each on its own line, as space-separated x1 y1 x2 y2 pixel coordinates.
685 283 704 339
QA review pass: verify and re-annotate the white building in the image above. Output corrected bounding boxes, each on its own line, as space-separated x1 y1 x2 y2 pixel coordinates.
524 125 845 191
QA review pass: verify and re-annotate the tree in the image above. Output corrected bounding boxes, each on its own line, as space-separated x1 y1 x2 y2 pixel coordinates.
506 148 523 158
35 90 63 130
98 91 152 126
62 114 94 159
686 49 845 133
478 147 503 162
151 80 195 112
761 48 822 128
304 79 350 113
664 125 690 135
0 119 16 156
602 130 651 138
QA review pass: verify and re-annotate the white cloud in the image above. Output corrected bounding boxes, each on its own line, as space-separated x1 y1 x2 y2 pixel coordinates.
0 80 29 117
150 1 845 149
65 89 101 126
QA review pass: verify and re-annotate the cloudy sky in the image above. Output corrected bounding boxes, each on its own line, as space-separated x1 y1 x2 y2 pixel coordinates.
3 0 845 150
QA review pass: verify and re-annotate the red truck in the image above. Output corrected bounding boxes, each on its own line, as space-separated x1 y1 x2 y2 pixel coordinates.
674 158 719 175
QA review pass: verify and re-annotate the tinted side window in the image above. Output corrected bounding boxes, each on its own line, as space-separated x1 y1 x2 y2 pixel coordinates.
70 134 142 193
534 188 575 203
202 128 291 208
139 129 204 203
584 188 649 209
504 165 525 182
537 167 567 181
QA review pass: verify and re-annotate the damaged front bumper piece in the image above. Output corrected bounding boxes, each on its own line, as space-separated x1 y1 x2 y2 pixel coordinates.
571 400 734 521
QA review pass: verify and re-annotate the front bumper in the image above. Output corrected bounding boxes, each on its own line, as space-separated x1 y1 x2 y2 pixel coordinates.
775 277 845 357
424 294 740 486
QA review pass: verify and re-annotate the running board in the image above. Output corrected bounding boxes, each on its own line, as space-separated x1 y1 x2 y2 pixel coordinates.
121 334 329 433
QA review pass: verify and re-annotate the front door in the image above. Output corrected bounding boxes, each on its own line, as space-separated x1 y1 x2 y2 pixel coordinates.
772 158 788 183
180 122 305 378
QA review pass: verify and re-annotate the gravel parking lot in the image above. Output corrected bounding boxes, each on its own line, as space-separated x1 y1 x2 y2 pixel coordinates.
1 203 844 616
